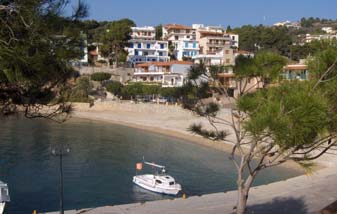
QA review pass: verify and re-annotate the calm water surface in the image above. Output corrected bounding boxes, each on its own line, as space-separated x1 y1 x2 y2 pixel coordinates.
0 116 301 213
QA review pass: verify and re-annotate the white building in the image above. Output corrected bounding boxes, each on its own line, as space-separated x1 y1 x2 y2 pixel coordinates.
321 27 336 34
193 46 235 67
175 40 199 61
162 24 196 41
133 61 193 87
305 33 337 43
162 24 200 61
193 24 239 54
127 26 169 65
273 21 301 29
130 26 156 40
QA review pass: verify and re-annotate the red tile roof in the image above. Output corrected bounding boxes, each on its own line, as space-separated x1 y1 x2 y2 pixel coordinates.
164 24 193 30
89 50 98 56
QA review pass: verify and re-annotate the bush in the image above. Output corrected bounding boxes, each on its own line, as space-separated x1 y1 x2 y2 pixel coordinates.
106 81 124 96
159 87 180 98
120 83 161 99
91 72 111 82
65 77 93 103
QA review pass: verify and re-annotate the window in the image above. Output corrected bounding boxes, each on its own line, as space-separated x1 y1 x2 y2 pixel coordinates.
169 182 175 185
130 43 134 48
226 59 230 64
138 43 141 48
147 44 151 49
158 52 163 56
225 50 230 54
135 50 138 56
193 42 197 48
155 180 162 184
160 44 165 49
175 36 179 40
150 76 154 81
185 42 189 48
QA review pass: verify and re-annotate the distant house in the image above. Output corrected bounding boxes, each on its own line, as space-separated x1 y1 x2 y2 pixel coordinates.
162 24 200 61
193 47 235 69
88 43 108 65
127 26 169 65
133 61 193 87
193 24 239 54
282 64 309 81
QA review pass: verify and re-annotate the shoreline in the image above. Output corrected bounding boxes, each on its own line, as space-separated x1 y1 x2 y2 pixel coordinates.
41 102 337 214
71 102 305 172
72 112 235 153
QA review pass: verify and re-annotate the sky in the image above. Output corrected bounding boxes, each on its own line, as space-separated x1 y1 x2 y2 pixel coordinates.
68 0 337 27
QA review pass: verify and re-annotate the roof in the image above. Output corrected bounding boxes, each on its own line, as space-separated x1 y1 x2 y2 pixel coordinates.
165 24 193 30
198 31 224 36
89 50 98 56
218 73 235 78
284 64 308 70
136 61 193 68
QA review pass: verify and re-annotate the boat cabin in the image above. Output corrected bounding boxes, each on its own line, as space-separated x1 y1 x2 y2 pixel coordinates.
155 175 176 186
0 182 10 202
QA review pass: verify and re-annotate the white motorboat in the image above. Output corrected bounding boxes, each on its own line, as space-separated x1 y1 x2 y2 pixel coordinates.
0 181 10 214
133 161 182 195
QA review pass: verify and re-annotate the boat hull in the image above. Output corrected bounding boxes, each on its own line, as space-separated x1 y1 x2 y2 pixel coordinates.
133 175 181 195
0 202 5 214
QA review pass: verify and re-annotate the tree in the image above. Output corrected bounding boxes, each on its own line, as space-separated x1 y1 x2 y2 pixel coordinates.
180 48 337 213
0 0 88 120
106 81 123 96
66 76 93 103
100 19 135 66
155 24 163 40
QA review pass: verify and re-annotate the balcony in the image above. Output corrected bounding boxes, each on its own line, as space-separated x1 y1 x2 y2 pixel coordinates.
206 42 225 47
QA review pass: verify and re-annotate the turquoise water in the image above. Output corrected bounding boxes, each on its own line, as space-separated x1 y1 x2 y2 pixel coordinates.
0 116 301 213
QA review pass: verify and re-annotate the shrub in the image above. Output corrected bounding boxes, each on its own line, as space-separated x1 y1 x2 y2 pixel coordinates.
106 81 124 96
91 72 111 82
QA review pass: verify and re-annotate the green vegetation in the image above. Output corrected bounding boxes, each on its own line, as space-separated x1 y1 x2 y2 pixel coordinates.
0 0 88 118
233 18 337 60
66 77 93 103
100 19 135 66
155 24 163 40
90 72 112 82
181 45 337 214
106 81 123 96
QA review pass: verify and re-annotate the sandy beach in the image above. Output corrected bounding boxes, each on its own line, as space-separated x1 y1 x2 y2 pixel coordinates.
71 101 337 169
42 101 337 214
72 101 236 153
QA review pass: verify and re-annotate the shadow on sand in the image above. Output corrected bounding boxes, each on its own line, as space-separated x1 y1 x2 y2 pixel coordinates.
246 197 307 214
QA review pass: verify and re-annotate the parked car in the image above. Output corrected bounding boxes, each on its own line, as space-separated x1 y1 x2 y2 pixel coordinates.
158 97 168 104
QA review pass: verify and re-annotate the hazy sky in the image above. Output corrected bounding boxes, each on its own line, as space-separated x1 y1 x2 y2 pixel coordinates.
68 0 337 27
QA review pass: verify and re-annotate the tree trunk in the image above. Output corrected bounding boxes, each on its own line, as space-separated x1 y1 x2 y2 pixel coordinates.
236 174 255 214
